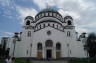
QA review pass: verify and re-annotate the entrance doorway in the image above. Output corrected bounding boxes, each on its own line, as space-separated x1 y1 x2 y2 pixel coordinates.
46 50 52 59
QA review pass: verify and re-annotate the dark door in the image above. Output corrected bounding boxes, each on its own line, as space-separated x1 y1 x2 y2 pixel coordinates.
46 50 52 59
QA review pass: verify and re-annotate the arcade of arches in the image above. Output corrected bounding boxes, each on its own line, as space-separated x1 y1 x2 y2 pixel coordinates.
37 40 61 59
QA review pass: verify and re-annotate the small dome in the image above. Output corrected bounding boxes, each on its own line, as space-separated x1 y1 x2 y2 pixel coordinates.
64 16 73 20
25 16 34 23
25 16 34 20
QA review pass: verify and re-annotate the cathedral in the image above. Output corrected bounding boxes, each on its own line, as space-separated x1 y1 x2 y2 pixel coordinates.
7 8 87 59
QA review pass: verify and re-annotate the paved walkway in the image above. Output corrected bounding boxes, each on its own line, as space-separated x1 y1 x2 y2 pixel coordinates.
32 60 68 63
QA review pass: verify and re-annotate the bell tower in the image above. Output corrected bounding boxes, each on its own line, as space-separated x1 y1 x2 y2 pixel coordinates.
23 16 35 37
22 16 35 57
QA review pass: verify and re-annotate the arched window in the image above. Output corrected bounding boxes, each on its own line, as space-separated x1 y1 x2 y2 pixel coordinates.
26 50 28 55
40 24 41 29
45 40 53 47
30 43 32 47
48 23 50 26
43 24 45 28
37 43 42 50
68 20 72 25
26 20 30 25
56 43 61 50
53 24 54 28
67 31 70 37
28 31 31 37
57 25 58 29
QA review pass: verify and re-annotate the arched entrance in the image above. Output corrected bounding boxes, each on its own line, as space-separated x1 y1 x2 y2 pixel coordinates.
37 43 43 59
45 40 53 59
56 43 61 58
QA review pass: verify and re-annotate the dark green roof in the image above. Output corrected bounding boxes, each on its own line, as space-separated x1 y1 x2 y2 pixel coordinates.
38 8 59 14
25 16 33 20
36 8 60 17
41 8 57 12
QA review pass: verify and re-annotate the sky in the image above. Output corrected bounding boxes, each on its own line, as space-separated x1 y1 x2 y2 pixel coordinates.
0 0 96 38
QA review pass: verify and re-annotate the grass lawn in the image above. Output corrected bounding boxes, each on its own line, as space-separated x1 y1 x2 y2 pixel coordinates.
0 59 3 63
69 58 96 63
1 58 96 63
15 59 31 63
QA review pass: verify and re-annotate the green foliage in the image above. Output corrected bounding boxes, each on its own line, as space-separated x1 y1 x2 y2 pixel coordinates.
69 58 96 63
84 33 96 58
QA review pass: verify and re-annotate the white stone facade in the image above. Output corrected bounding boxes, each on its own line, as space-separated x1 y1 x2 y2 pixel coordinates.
8 8 87 59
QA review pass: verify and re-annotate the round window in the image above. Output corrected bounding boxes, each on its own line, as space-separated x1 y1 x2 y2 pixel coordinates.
47 30 51 35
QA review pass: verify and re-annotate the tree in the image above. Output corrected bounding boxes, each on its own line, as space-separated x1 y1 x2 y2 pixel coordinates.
2 40 6 57
0 44 2 58
84 33 96 58
5 48 10 58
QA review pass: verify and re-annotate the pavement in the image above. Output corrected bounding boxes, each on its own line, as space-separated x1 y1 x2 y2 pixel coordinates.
31 60 69 63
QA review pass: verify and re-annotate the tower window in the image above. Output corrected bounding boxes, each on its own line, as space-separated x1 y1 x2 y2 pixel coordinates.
43 24 45 28
57 25 58 29
67 31 71 37
37 43 42 50
26 20 30 25
48 23 50 26
68 20 72 25
42 13 44 17
53 13 56 17
46 13 48 16
26 50 28 55
40 25 41 29
28 31 31 37
49 13 52 16
30 43 32 47
53 24 54 28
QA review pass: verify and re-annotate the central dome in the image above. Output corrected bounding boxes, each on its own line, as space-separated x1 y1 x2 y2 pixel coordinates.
35 8 63 22
36 8 60 17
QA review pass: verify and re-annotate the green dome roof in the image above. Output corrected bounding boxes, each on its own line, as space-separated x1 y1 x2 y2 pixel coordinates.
38 8 59 14
35 8 63 22
41 8 57 12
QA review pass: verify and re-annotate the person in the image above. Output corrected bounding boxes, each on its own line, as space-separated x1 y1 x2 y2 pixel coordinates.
12 57 15 63
5 56 12 63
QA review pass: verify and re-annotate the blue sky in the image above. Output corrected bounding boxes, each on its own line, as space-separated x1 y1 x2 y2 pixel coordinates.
0 0 96 38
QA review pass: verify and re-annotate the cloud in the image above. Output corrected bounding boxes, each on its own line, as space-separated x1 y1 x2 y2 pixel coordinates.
0 0 96 34
75 27 89 34
32 0 56 10
32 0 46 9
4 32 13 35
0 0 11 7
16 6 38 24
58 9 80 20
